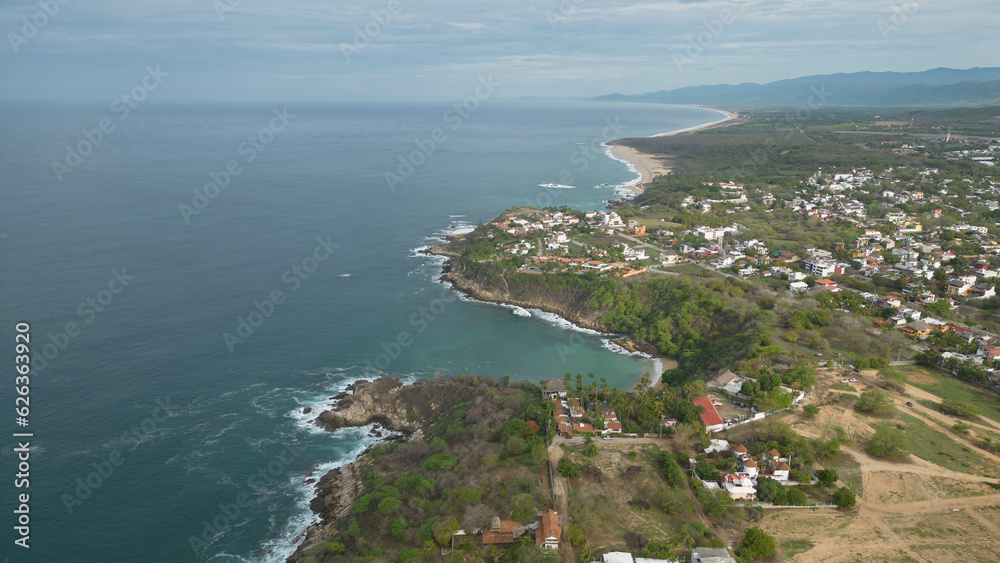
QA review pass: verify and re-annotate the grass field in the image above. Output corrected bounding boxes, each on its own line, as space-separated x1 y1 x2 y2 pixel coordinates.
900 366 1000 424
896 413 1000 478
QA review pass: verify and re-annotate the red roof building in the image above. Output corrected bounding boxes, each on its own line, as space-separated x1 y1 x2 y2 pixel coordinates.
693 395 726 431
536 509 561 549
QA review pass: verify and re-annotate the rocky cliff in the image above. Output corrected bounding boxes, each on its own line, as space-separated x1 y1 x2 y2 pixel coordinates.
314 377 422 439
426 243 659 356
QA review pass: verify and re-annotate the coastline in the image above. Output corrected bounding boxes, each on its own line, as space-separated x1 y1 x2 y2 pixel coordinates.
609 107 738 195
425 243 670 389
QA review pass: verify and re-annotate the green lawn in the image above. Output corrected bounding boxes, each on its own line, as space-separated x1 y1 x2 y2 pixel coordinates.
779 539 815 560
827 452 862 496
899 366 1000 425
896 413 1000 479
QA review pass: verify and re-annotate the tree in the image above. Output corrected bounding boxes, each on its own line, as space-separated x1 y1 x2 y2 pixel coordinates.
377 496 403 515
816 469 838 487
431 516 460 547
802 403 820 418
940 399 981 417
865 425 909 459
833 486 856 509
735 527 776 560
755 476 786 505
855 388 896 415
786 488 808 506
557 457 580 478
741 380 760 396
582 436 599 458
657 451 686 487
877 368 908 393
389 516 409 538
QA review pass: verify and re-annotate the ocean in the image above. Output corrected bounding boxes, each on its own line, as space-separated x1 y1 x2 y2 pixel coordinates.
0 100 724 562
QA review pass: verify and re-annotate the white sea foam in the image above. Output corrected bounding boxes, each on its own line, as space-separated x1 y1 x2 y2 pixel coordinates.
511 306 531 318
601 338 651 358
538 183 576 189
255 426 394 563
528 308 604 335
338 273 351 278
602 141 643 190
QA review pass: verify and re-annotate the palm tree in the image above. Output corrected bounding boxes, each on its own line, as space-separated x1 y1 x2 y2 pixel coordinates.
599 377 609 396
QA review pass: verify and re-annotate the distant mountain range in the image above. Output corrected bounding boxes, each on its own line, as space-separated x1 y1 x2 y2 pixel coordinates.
596 67 1000 108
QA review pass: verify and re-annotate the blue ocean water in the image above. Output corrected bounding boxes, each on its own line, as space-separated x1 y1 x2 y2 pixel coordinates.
0 101 723 562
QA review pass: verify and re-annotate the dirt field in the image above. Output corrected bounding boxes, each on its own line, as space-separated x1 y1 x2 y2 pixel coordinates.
766 369 1000 562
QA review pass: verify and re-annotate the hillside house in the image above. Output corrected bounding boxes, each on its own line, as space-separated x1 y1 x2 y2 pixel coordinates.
536 509 561 549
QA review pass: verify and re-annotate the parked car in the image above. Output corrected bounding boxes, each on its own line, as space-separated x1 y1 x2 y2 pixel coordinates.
906 401 914 407
602 436 613 441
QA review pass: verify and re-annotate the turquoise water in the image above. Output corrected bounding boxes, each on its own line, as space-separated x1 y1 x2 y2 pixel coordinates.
0 101 723 561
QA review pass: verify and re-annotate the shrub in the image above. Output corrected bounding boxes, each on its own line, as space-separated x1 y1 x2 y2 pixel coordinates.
785 488 808 506
322 542 345 554
788 468 811 483
377 496 403 515
865 425 909 459
557 456 580 478
802 403 820 418
816 469 838 487
735 527 776 560
755 476 786 505
657 451 686 487
389 516 409 538
424 453 458 470
833 486 856 508
855 388 895 415
428 436 447 452
940 399 981 418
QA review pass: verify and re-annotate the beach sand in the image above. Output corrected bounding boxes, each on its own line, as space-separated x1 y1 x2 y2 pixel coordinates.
608 145 673 196
611 109 738 195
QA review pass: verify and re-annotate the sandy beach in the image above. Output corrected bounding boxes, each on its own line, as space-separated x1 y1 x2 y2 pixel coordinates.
610 108 738 195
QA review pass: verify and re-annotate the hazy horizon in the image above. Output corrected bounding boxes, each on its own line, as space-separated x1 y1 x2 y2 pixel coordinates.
1 0 997 103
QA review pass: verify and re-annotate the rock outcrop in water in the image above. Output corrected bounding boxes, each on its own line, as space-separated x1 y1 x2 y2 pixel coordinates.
315 377 421 438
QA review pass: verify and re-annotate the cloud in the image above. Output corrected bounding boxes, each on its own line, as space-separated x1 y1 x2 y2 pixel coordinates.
0 0 996 101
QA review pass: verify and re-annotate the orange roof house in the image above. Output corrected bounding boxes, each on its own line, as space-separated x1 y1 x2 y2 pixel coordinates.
734 444 748 454
482 517 521 545
536 509 561 549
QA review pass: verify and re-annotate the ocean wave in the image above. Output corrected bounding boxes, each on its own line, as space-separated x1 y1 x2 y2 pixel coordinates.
538 183 576 189
511 306 531 318
528 308 604 335
601 141 643 190
337 273 351 278
254 427 391 563
448 214 466 218
601 338 651 358
436 221 476 236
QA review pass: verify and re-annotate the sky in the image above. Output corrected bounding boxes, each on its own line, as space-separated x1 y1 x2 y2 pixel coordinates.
0 0 997 102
